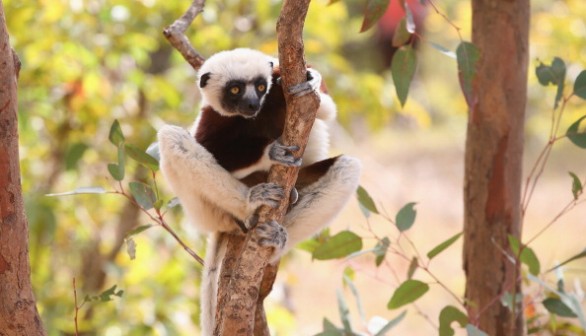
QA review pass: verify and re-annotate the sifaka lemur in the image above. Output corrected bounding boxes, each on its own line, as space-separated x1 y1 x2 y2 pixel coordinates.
157 48 361 335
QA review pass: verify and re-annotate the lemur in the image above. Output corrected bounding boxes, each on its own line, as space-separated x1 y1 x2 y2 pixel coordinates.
157 48 361 336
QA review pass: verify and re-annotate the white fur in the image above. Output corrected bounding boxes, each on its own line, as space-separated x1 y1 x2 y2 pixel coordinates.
158 49 360 336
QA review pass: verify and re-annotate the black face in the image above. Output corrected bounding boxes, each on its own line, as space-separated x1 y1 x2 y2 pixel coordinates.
221 77 269 118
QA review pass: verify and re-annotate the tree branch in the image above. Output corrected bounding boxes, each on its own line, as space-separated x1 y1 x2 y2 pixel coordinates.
215 0 319 334
163 0 206 70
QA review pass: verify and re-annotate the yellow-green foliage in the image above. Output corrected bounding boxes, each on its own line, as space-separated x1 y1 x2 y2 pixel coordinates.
5 0 586 334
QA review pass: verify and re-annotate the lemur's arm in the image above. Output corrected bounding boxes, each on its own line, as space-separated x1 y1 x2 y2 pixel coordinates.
158 125 284 223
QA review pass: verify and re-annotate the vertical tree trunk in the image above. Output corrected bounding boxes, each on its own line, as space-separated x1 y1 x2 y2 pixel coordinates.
215 1 318 334
0 3 47 335
463 1 529 335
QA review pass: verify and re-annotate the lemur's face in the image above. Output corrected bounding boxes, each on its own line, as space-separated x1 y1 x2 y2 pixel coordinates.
198 48 274 118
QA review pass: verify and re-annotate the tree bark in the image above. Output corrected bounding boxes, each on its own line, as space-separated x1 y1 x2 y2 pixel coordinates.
463 1 529 335
0 3 47 335
215 1 319 334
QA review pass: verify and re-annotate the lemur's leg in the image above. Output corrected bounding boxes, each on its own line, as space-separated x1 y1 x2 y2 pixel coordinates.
158 125 284 223
273 155 361 260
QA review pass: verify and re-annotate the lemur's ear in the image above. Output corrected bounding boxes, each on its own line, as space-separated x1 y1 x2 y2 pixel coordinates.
199 73 212 88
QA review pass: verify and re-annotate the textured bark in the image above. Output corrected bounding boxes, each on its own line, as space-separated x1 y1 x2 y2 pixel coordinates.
463 1 529 335
0 3 47 335
215 1 319 334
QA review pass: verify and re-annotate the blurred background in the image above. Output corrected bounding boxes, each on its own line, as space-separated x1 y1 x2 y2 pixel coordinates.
4 0 586 334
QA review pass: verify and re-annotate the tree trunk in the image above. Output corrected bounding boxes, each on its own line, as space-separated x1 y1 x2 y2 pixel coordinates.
215 1 318 334
463 1 529 335
0 3 47 335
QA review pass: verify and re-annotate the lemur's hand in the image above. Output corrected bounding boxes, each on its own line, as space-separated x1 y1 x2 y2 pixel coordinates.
286 68 322 97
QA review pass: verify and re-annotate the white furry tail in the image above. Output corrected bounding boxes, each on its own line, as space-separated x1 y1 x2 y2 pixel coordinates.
200 232 226 336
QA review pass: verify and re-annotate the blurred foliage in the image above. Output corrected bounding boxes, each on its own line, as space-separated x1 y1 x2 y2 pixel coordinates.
4 0 586 334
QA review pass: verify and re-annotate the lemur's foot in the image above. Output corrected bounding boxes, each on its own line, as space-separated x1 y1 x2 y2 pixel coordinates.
269 140 302 167
255 220 287 251
248 183 285 210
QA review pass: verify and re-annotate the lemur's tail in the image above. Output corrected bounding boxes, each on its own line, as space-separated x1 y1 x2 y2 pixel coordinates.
200 232 226 336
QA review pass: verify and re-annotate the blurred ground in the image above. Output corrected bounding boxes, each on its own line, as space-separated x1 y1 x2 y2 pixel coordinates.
276 123 586 335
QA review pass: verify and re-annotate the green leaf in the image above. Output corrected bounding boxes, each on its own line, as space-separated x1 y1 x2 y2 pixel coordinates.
439 306 468 336
46 186 107 197
374 311 407 336
536 57 566 86
65 142 89 170
356 186 378 214
125 144 159 171
314 319 343 336
392 18 411 47
456 41 480 107
108 143 126 181
427 232 462 260
548 248 586 272
97 284 124 302
569 172 583 200
508 234 520 255
127 224 153 237
336 289 353 334
360 0 391 33
396 202 417 232
508 235 540 275
342 275 366 324
543 297 577 318
313 231 363 260
126 237 137 260
406 257 418 279
343 266 355 281
566 115 586 148
391 45 417 107
573 70 586 99
521 246 540 276
129 182 156 210
387 279 429 309
373 237 390 266
107 163 124 181
323 318 340 331
535 57 566 108
466 324 488 336
297 238 321 253
108 119 125 146
501 292 522 311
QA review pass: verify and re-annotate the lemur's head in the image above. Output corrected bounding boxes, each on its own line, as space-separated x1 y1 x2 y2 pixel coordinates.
198 48 274 118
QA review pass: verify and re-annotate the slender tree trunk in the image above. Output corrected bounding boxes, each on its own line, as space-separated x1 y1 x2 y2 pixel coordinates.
0 3 47 335
463 1 529 335
215 1 318 334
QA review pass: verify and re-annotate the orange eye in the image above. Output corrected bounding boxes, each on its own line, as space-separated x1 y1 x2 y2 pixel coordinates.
230 86 240 95
257 84 266 92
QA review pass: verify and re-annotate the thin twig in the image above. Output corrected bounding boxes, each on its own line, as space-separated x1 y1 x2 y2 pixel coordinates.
425 0 463 40
112 190 204 265
73 278 80 336
163 0 206 70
